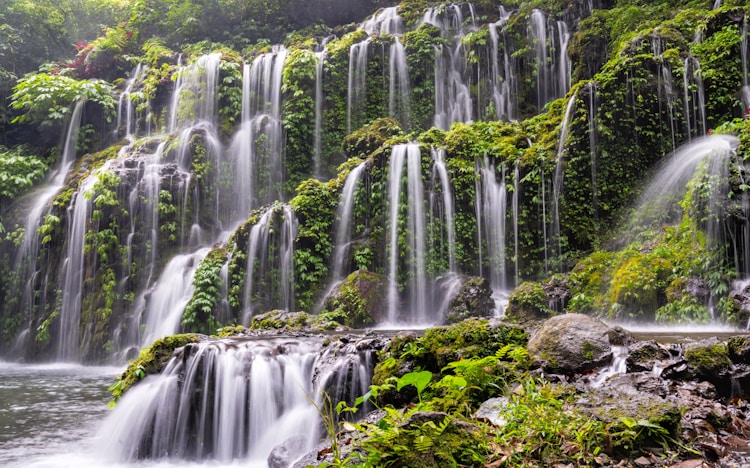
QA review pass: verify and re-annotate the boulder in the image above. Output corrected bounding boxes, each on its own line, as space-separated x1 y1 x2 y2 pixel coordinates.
323 270 388 327
527 313 614 374
445 276 494 324
505 281 553 323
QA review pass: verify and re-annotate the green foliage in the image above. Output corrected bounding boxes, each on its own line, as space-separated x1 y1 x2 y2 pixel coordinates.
182 248 228 334
0 145 47 199
11 73 116 126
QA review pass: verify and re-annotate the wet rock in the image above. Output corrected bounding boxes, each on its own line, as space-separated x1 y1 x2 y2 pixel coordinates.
627 340 672 373
268 435 309 468
543 275 572 313
527 313 614 374
323 270 388 327
445 276 494 324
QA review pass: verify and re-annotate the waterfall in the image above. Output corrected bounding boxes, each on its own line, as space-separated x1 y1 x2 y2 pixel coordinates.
682 56 707 141
98 336 377 464
389 37 412 129
529 10 571 110
137 247 212 348
423 4 474 130
168 53 221 132
476 157 508 301
430 148 456 273
331 161 368 283
242 204 298 322
347 39 371 134
116 64 147 141
14 101 85 328
489 7 517 121
652 37 677 154
551 92 577 270
57 164 110 361
386 144 430 325
230 47 288 218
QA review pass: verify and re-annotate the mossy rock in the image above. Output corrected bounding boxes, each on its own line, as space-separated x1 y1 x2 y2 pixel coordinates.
685 342 732 379
322 270 387 328
110 333 202 403
505 281 552 323
527 313 614 374
445 276 495 324
250 310 342 331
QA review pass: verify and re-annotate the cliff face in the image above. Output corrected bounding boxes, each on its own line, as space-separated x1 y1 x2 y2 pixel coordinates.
1 1 750 361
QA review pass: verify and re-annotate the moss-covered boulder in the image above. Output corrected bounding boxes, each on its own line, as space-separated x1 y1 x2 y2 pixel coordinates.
110 333 202 402
527 313 616 374
505 281 552 322
322 270 388 327
445 276 495 324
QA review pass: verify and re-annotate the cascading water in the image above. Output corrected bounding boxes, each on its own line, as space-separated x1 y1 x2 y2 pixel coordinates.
386 144 430 325
242 204 298 322
529 9 571 110
424 4 474 130
489 7 517 121
476 157 509 312
98 336 379 465
551 91 577 271
13 101 84 334
331 161 368 283
58 164 111 361
683 56 707 141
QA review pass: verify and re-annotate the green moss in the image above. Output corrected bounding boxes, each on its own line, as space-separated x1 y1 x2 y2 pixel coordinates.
685 343 732 377
109 333 200 403
505 281 551 322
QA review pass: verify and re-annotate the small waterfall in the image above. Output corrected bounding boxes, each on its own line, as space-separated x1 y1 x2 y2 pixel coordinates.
230 47 288 217
430 148 456 273
331 161 368 283
57 165 110 361
347 39 371 134
389 37 412 129
137 247 212 348
489 7 517 121
627 135 739 240
529 10 571 110
423 4 474 130
98 336 378 464
683 56 707 140
242 204 298 322
551 92 577 270
14 101 85 323
116 64 147 141
386 144 430 325
652 37 677 154
476 157 508 310
168 53 222 132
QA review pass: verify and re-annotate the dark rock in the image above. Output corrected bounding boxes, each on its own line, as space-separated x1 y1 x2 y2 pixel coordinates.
444 276 494 324
543 275 572 313
527 313 614 374
268 435 309 468
627 340 672 373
